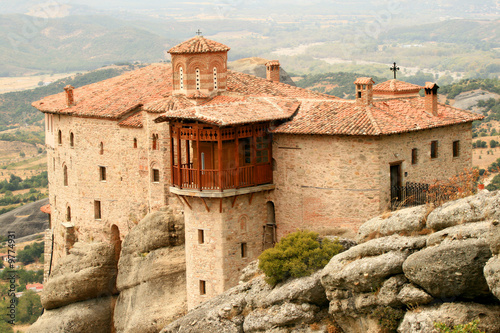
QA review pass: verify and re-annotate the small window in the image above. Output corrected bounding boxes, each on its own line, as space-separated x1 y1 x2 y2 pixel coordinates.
152 134 158 150
196 68 200 90
94 200 101 220
241 243 247 258
213 67 217 90
199 280 206 295
357 91 362 99
99 142 104 155
99 166 106 181
133 138 137 148
431 141 438 159
152 168 160 182
63 165 68 186
58 130 62 145
70 132 74 147
411 148 418 165
179 67 184 90
198 229 204 244
66 206 71 222
453 140 460 157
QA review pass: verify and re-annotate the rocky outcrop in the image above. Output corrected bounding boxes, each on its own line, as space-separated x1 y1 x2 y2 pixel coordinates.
41 241 118 310
485 220 500 301
27 297 116 333
114 207 186 333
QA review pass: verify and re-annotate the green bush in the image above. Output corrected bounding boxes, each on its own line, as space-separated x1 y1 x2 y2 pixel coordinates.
258 230 343 286
434 320 484 333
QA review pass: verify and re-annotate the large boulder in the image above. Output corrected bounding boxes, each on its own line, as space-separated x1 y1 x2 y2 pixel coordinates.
115 208 186 333
41 242 117 310
426 190 500 231
484 256 500 301
242 302 317 332
27 297 115 333
357 205 428 242
489 220 500 255
398 302 500 333
426 221 490 247
402 238 492 299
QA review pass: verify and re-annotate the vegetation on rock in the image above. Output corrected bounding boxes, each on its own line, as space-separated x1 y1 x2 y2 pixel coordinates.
434 320 485 333
258 230 342 286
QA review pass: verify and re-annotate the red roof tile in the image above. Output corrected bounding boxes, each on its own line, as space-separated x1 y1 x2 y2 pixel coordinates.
119 112 143 128
154 97 300 126
273 98 483 136
168 36 230 54
40 204 51 214
354 77 375 85
373 79 422 93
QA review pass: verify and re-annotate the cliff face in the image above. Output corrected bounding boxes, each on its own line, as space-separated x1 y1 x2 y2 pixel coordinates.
29 191 500 333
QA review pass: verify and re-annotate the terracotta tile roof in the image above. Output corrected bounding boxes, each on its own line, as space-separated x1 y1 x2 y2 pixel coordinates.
119 112 143 128
202 95 246 105
273 97 483 136
168 36 230 54
40 204 51 214
154 97 300 126
424 82 439 89
32 64 172 119
226 70 339 100
144 94 195 113
266 60 280 66
354 77 375 85
373 79 422 93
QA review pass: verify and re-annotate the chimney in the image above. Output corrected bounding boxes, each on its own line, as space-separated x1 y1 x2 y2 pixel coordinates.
64 85 75 107
354 77 374 106
266 60 280 83
424 82 439 116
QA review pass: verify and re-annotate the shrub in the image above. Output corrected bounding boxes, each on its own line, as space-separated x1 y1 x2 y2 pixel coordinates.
434 320 484 333
258 230 342 286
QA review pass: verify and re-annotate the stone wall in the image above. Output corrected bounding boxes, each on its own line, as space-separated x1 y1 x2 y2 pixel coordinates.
272 123 473 239
46 111 170 268
183 191 271 309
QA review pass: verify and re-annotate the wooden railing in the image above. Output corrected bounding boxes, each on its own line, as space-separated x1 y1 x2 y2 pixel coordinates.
172 163 272 191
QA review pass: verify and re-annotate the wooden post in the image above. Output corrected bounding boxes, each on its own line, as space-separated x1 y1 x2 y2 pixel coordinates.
177 128 182 189
185 139 190 183
235 126 239 189
268 130 273 184
218 127 223 191
197 124 202 191
169 124 174 186
252 124 257 186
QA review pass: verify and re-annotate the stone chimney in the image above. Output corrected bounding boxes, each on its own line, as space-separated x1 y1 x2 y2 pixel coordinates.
64 85 75 107
424 82 439 116
354 78 375 106
266 60 280 83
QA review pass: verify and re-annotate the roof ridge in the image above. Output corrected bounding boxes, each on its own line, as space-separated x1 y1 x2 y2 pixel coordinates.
364 107 382 135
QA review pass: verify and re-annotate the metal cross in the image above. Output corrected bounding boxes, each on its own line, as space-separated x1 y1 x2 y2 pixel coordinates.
196 29 202 36
390 62 400 79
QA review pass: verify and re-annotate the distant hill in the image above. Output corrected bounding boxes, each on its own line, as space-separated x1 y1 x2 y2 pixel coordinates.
0 66 139 127
228 57 296 86
0 198 49 239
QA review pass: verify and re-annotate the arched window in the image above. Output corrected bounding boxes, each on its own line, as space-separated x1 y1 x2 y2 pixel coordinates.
152 134 158 150
179 67 184 90
213 67 217 90
66 206 71 221
133 138 137 148
99 142 104 155
63 165 68 186
58 130 62 145
196 68 200 90
70 132 74 147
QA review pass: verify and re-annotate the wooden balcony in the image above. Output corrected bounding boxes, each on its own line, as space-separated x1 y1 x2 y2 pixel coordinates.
172 163 272 191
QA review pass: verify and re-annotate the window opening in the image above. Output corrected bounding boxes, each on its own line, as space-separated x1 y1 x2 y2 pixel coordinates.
198 229 205 244
66 206 71 222
133 138 137 148
241 243 247 258
453 141 460 157
99 166 106 181
179 67 184 89
411 148 417 165
213 67 217 90
58 130 62 145
431 141 438 159
63 165 68 186
94 200 101 219
152 168 160 182
70 132 74 147
196 68 200 90
99 142 104 155
199 280 206 295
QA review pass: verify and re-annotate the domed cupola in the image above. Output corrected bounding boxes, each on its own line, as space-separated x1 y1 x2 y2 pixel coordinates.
168 35 230 98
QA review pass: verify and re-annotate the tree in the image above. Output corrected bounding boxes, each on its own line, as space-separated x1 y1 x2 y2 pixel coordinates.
16 290 42 324
490 140 499 148
258 231 343 286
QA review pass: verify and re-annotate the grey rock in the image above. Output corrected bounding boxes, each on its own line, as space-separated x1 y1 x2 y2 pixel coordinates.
426 221 490 247
322 250 409 294
239 260 262 283
263 271 327 307
242 303 317 332
41 242 117 310
484 256 500 301
357 205 428 242
377 275 407 307
426 190 500 231
27 297 115 333
397 284 433 306
403 238 492 299
489 220 500 255
0 198 49 239
398 302 500 333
